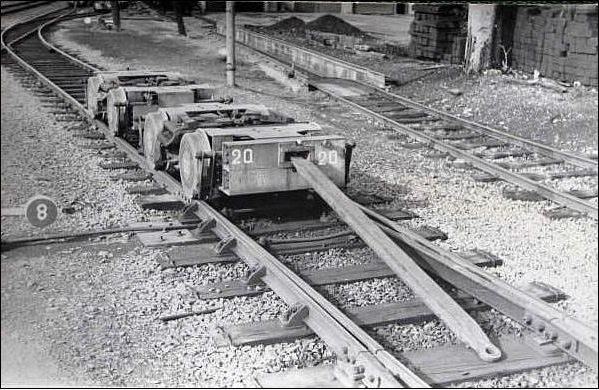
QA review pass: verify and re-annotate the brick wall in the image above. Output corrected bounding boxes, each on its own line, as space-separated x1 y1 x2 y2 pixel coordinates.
511 5 598 86
408 4 467 64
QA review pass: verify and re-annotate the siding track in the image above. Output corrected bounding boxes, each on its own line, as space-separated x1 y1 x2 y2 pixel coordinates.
2 9 597 387
218 24 598 219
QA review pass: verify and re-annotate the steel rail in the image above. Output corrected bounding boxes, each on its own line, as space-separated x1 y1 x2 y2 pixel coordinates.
1 7 69 46
328 90 598 219
291 157 502 362
0 1 54 16
38 19 99 73
358 204 598 372
1 13 81 108
190 200 428 387
6 9 596 381
2 13 430 387
210 24 596 170
373 89 598 170
210 26 598 218
209 25 598 370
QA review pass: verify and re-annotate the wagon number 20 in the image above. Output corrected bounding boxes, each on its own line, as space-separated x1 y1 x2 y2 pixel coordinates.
317 150 338 165
231 148 253 165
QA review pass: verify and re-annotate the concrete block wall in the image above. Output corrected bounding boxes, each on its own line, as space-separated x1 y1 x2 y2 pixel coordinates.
408 4 467 63
511 5 598 86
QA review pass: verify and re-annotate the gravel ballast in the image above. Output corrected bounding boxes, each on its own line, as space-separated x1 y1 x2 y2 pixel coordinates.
1 66 331 387
2 9 597 388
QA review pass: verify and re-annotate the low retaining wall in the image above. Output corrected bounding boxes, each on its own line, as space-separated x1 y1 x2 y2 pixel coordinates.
217 24 387 88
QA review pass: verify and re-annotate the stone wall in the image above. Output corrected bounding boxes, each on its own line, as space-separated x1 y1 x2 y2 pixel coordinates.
511 5 598 86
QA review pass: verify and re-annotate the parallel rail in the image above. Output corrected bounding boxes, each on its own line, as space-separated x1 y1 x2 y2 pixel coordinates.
2 9 597 386
215 25 598 219
0 0 54 16
331 90 598 219
379 89 598 170
1 10 429 387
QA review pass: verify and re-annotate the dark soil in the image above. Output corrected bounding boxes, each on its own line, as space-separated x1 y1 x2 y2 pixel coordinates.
306 14 366 37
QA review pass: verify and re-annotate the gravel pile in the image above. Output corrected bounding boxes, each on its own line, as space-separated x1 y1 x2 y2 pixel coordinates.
235 19 598 144
2 13 595 388
266 16 306 36
305 14 366 37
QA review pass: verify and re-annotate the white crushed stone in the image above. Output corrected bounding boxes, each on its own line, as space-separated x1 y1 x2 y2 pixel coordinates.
1 64 333 387
2 11 595 388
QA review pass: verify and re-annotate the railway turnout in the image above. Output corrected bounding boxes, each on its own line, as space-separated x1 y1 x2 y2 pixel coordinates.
1 6 597 387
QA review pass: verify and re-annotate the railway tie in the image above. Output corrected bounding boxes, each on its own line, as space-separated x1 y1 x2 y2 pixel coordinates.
3 7 597 386
291 157 503 363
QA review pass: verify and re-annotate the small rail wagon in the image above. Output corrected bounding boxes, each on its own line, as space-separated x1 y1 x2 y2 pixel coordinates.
178 122 354 200
143 103 294 170
86 70 190 118
105 84 229 144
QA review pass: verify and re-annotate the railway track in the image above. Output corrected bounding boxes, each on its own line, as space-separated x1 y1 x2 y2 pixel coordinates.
2 8 597 387
210 23 598 220
0 0 55 16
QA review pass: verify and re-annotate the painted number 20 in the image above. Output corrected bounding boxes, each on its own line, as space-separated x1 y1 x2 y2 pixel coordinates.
231 148 253 165
317 150 338 165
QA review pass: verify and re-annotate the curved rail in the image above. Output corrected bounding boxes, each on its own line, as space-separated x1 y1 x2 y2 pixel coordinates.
1 6 68 45
38 17 99 73
3 9 596 384
0 1 54 16
1 12 430 387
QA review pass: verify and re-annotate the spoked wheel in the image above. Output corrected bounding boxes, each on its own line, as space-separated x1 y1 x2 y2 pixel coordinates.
179 130 213 200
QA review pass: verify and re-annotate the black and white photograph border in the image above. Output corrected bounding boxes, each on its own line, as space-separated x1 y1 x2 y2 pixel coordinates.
1 1 597 388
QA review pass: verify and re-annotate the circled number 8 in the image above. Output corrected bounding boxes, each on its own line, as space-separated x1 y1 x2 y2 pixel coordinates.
36 203 48 221
231 148 253 165
317 150 338 165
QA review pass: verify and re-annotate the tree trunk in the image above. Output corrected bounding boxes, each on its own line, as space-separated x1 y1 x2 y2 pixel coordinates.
464 4 497 73
225 1 235 86
173 1 187 36
110 1 121 31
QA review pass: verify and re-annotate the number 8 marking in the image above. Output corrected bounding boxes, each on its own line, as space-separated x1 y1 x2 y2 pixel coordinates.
36 203 48 221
